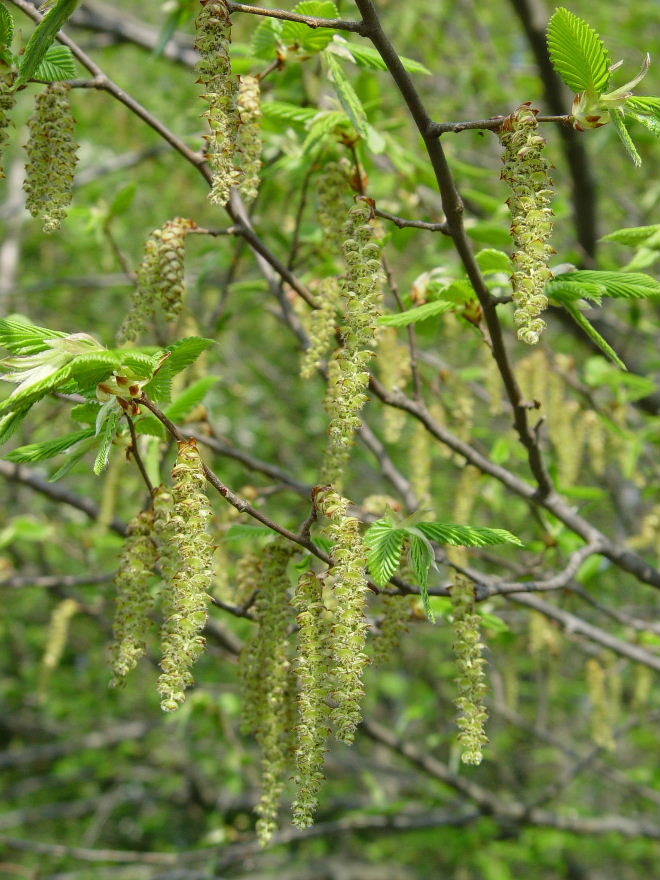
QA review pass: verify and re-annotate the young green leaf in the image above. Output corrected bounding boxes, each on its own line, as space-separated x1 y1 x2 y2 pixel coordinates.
49 435 98 482
261 101 319 126
560 301 626 370
610 108 642 166
69 351 123 391
93 410 119 475
165 376 219 423
280 1 338 53
0 408 31 445
475 249 513 274
15 0 81 88
364 519 407 587
378 299 454 327
32 44 76 82
0 5 14 50
601 224 660 248
408 534 435 622
327 38 431 76
324 50 368 138
6 428 95 463
547 8 610 96
547 270 659 300
0 364 73 417
0 317 66 356
415 521 523 548
250 17 283 60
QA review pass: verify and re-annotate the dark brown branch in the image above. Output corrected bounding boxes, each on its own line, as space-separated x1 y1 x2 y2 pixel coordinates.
429 114 571 135
374 207 450 232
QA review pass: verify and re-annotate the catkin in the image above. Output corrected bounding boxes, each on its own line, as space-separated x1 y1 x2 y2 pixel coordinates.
117 217 197 343
109 509 158 686
300 277 340 379
291 571 333 829
195 0 240 206
315 486 370 744
499 104 554 345
0 76 16 179
38 598 79 699
320 199 384 486
450 574 488 765
235 74 262 203
158 440 215 712
317 158 352 252
239 541 293 845
24 83 78 233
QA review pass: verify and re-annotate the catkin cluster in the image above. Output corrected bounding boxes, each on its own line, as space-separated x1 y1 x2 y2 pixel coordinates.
315 485 370 743
371 594 410 666
321 199 384 485
450 574 488 765
195 0 240 206
499 103 554 345
0 77 16 179
317 158 352 252
235 74 262 203
109 509 158 686
291 571 333 829
300 277 340 379
117 217 197 343
239 542 293 845
24 83 78 233
158 440 215 712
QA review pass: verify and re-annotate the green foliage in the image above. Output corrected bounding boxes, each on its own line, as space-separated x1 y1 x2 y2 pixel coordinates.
324 50 369 138
546 7 611 96
15 0 81 88
32 44 76 82
365 516 521 620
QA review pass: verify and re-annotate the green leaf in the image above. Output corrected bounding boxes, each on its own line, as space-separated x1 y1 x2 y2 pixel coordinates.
378 299 454 327
625 96 660 119
6 428 95 463
67 351 123 391
16 0 81 88
0 5 14 50
49 436 98 482
262 101 319 126
281 1 338 53
623 106 660 136
548 279 606 305
70 401 101 425
408 534 435 622
301 110 350 154
601 224 660 248
415 521 523 548
250 17 283 60
93 410 119 475
0 317 66 356
0 364 73 417
224 523 276 542
610 108 642 166
32 44 76 82
165 376 219 422
475 249 513 274
364 519 406 587
324 50 368 137
0 408 31 444
161 337 215 376
132 415 166 439
547 270 659 301
115 350 157 380
546 7 610 96
560 301 626 370
327 38 431 76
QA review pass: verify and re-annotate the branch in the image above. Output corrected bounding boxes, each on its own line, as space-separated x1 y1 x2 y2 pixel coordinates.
0 572 114 591
0 461 127 536
360 718 659 839
227 1 367 34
